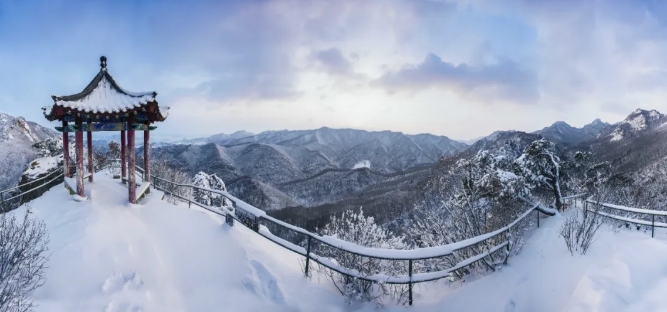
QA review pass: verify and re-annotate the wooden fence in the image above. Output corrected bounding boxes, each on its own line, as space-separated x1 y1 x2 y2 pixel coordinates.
147 168 557 305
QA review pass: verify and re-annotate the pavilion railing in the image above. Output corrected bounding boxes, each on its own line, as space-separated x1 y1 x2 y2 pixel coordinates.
145 166 558 305
0 167 65 212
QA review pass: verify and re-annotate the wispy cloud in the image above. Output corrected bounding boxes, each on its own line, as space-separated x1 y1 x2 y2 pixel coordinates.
375 53 539 104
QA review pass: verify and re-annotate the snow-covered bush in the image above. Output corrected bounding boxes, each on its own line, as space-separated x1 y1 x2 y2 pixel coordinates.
192 172 232 208
0 207 49 312
560 206 603 256
315 208 408 305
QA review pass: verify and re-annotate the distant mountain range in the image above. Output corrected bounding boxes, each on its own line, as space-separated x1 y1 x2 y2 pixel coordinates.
6 108 667 231
534 119 610 147
149 128 467 212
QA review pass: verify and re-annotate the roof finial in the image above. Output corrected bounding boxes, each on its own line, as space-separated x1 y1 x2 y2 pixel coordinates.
100 56 107 70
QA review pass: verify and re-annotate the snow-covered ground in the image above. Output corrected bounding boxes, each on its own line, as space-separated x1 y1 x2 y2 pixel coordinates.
409 212 667 312
17 172 667 311
22 173 348 312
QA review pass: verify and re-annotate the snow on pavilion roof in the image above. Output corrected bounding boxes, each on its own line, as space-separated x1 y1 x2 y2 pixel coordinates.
44 56 168 122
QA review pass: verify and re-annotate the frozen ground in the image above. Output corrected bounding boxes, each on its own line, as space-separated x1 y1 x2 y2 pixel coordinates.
17 172 667 311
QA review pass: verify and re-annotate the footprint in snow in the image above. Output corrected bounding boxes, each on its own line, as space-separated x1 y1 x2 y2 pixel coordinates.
243 260 285 304
101 272 144 295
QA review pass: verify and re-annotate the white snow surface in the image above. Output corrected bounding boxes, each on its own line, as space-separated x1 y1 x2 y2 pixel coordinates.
54 75 155 114
24 174 346 312
17 174 667 312
23 155 62 179
610 128 624 142
352 160 371 169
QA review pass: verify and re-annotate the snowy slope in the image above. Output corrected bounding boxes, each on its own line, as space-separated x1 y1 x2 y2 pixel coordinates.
18 173 667 311
22 173 350 312
409 210 667 312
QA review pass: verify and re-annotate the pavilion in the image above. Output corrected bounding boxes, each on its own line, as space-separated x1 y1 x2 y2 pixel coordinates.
43 56 169 204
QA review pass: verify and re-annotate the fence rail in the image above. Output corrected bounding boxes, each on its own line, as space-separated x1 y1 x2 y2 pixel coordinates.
0 167 65 210
585 198 667 238
147 168 558 305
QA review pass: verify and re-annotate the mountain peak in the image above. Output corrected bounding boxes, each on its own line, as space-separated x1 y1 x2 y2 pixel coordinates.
550 121 573 129
622 109 663 131
590 118 604 125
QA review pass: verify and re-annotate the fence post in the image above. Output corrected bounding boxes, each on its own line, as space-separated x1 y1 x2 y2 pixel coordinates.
652 214 655 238
504 231 511 265
408 259 413 306
536 209 540 228
305 236 312 276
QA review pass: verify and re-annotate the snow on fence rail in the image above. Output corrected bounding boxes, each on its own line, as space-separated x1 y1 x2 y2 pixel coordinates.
0 167 65 210
147 167 557 305
585 198 667 238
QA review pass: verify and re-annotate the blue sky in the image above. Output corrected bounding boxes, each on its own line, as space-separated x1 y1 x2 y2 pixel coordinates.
2 0 667 140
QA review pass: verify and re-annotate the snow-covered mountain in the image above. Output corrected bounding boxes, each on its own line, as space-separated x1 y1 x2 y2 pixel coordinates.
534 119 609 147
0 113 59 191
574 109 667 173
596 109 664 142
190 130 254 145
204 127 467 172
149 128 466 213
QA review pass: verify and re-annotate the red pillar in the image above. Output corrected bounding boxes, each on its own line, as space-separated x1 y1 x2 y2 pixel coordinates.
75 117 85 198
87 121 93 182
121 129 126 183
62 120 70 179
144 127 150 193
128 116 136 204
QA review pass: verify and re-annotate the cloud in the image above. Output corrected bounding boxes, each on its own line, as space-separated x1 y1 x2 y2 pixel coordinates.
311 48 354 76
375 53 539 104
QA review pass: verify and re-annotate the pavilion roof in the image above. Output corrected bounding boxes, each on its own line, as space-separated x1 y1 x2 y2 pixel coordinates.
43 56 168 122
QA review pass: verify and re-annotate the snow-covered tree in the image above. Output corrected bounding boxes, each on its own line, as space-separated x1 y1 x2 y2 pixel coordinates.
316 208 407 305
516 139 565 211
408 149 531 278
32 139 61 158
192 172 232 208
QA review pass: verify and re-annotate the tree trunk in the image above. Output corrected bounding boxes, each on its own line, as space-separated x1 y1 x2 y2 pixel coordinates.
552 178 563 211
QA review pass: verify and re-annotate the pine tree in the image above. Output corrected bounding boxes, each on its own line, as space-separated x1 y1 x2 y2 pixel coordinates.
515 139 565 211
192 172 232 208
192 172 212 206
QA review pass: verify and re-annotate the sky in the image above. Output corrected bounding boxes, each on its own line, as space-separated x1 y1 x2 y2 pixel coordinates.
1 0 667 141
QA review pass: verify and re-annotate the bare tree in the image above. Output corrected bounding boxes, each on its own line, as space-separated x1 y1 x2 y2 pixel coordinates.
150 159 191 204
0 207 49 312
